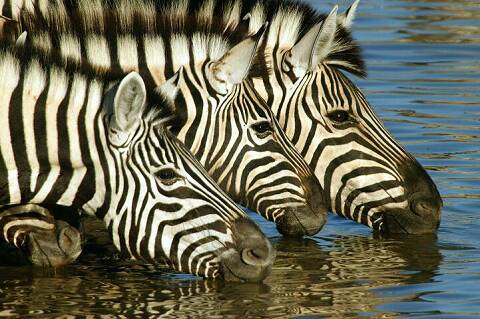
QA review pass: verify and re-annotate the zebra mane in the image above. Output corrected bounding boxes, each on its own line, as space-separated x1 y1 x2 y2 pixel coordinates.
243 0 366 77
1 44 176 124
17 0 364 78
18 0 249 75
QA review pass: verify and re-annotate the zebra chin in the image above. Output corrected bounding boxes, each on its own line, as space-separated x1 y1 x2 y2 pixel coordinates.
275 177 328 237
218 218 275 282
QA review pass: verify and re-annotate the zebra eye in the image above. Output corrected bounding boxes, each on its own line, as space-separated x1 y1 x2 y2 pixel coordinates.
252 121 273 137
156 168 181 184
327 110 351 124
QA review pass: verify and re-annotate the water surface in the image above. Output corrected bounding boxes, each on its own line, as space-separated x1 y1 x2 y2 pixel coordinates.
1 0 479 317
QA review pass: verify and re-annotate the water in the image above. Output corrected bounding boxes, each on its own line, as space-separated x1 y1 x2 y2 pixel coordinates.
1 0 479 317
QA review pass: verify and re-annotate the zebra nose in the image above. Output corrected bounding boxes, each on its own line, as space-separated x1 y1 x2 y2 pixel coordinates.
409 193 442 230
241 245 271 267
276 174 327 237
387 159 443 234
276 205 326 237
220 218 275 282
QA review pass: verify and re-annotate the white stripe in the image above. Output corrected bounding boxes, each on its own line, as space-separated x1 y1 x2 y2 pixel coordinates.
81 80 106 213
117 35 139 73
0 55 21 204
86 35 112 71
60 35 82 70
170 34 190 72
23 61 46 193
4 219 54 243
58 76 88 206
144 35 166 85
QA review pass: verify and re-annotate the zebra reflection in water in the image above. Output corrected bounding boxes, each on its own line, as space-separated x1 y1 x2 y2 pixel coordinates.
0 217 440 318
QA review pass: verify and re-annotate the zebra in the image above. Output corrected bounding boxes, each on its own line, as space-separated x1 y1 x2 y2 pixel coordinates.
242 0 443 234
0 45 275 281
1 0 442 234
0 0 328 237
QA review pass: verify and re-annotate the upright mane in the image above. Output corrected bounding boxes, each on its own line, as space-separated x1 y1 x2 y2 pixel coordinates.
1 44 175 123
16 0 365 78
240 0 366 77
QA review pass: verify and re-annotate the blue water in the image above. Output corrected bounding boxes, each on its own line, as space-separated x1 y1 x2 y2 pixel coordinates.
1 0 479 317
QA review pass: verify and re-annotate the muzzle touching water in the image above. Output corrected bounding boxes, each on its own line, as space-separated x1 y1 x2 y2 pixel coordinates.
276 175 327 237
380 159 442 234
219 218 275 282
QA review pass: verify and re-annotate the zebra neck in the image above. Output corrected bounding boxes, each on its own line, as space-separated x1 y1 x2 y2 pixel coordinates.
0 50 114 218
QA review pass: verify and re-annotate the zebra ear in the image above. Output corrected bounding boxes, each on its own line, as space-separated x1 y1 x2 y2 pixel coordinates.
156 67 182 103
109 72 146 147
284 6 338 76
338 0 360 29
16 31 27 46
211 26 265 91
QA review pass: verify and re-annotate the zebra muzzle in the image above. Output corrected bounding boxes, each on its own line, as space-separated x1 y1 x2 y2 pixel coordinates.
219 218 275 282
276 175 328 237
276 204 327 237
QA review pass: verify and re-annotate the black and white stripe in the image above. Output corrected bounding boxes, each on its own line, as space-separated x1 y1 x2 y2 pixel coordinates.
245 0 442 234
1 0 441 234
0 46 274 280
1 0 328 236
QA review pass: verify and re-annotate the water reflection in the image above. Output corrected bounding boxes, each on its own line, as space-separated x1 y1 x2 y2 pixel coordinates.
261 234 442 317
0 222 442 318
0 0 478 317
398 0 480 44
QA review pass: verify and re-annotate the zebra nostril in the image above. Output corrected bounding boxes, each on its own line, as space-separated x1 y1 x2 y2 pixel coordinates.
220 218 275 282
276 205 326 237
412 199 438 216
241 247 269 267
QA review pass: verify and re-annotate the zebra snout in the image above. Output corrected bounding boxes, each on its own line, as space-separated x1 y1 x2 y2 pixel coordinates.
381 187 442 235
384 159 443 234
219 218 275 282
276 204 326 237
276 175 327 237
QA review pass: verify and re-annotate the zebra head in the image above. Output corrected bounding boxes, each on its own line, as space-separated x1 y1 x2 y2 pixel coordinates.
7 4 328 237
254 4 442 234
102 72 275 280
164 31 327 237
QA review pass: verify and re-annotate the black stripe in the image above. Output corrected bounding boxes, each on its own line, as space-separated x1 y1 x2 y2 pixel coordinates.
44 77 74 204
8 65 31 201
32 72 51 194
71 82 96 208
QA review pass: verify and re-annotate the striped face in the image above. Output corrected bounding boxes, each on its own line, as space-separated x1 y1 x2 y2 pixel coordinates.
245 3 442 234
0 50 274 280
2 3 329 237
268 62 442 234
107 121 275 280
100 73 275 281
169 66 326 237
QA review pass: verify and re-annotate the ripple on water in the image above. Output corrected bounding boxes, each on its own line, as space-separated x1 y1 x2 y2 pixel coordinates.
1 0 480 318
